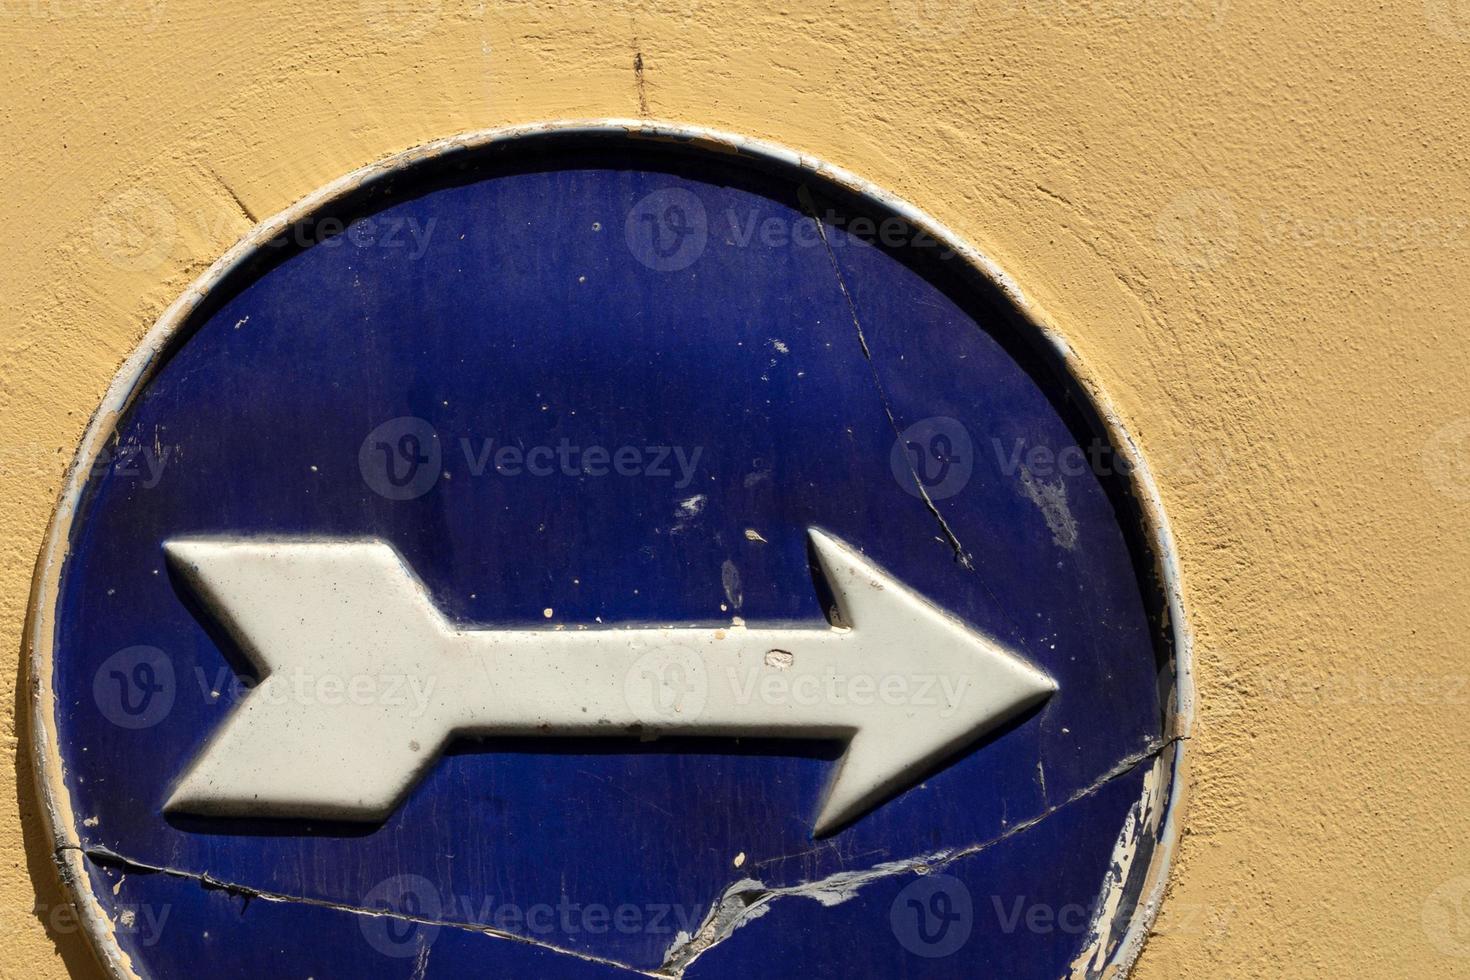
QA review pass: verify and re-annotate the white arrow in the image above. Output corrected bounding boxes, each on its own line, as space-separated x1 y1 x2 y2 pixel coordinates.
162 529 1056 836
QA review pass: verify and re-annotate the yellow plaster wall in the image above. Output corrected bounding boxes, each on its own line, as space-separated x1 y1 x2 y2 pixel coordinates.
2 1 1467 976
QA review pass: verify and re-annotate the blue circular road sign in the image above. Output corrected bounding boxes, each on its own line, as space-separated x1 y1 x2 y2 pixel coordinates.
30 124 1188 979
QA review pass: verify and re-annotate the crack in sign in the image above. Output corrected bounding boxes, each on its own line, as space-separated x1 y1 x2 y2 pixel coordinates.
795 184 974 571
66 845 656 977
60 738 1174 978
657 737 1179 975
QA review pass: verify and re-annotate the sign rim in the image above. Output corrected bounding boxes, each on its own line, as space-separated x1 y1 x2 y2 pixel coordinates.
25 118 1195 980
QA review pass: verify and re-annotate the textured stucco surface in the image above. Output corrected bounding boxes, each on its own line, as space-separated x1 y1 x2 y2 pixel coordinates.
2 1 1468 977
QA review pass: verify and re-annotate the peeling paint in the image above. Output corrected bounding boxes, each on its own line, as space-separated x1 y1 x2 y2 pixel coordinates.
1069 756 1167 978
1018 465 1080 549
672 493 707 533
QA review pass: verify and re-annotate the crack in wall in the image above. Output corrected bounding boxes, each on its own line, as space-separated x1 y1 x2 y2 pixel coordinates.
632 43 649 117
795 184 973 571
208 167 258 225
658 736 1181 976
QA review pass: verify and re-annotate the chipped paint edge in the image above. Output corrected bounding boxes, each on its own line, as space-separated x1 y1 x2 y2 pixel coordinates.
25 118 1194 979
1067 754 1168 978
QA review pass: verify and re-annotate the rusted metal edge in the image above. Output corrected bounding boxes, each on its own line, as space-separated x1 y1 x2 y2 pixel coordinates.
26 118 1195 980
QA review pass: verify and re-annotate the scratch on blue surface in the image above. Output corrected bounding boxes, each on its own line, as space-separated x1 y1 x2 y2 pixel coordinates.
795 184 973 571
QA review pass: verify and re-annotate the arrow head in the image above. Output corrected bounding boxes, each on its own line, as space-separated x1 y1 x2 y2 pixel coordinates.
805 530 1057 836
